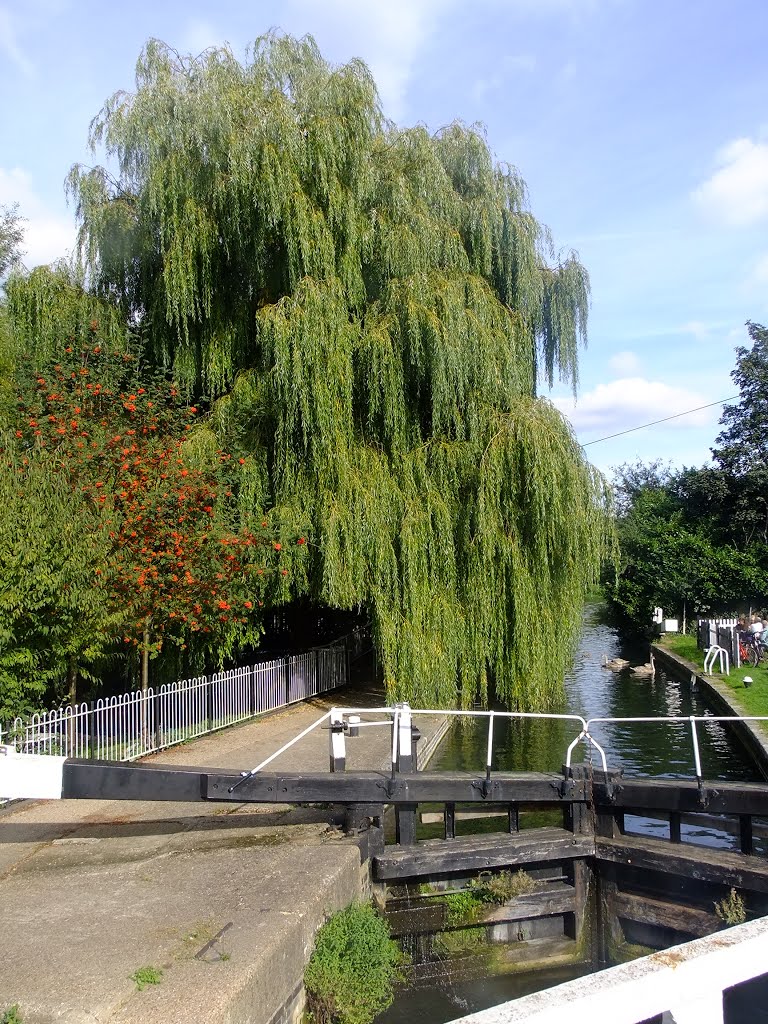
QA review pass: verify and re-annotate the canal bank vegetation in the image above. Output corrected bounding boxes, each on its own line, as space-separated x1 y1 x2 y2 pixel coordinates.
0 32 613 721
661 633 768 725
420 869 538 927
606 322 768 638
303 902 407 1024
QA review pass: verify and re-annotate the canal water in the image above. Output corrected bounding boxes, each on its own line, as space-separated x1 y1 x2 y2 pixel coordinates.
429 603 759 784
377 603 763 1024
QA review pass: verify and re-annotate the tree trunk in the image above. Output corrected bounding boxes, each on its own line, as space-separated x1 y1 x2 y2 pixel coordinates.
67 657 78 707
66 657 78 755
141 622 151 695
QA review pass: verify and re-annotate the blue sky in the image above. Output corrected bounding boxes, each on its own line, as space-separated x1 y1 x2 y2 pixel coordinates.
2 0 768 476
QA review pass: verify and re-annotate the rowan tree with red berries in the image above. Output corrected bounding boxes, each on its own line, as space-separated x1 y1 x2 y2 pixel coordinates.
2 319 298 705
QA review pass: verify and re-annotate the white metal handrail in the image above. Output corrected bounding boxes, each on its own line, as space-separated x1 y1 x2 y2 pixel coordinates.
584 714 768 780
237 705 768 785
7 690 767 789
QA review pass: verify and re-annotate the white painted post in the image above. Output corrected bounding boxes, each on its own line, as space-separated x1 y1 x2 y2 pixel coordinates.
394 703 416 845
396 702 413 772
662 991 724 1024
329 708 346 772
0 747 66 800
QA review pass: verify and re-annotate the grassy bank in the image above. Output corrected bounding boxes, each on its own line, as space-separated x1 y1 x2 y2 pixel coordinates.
660 633 768 723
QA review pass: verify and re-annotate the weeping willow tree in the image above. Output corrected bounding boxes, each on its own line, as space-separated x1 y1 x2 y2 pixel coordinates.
66 33 612 708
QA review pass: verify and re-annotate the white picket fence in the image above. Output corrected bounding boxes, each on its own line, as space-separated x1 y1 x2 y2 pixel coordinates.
697 618 742 668
0 642 350 762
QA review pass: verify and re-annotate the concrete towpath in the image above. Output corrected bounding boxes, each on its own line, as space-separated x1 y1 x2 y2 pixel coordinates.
0 679 449 1024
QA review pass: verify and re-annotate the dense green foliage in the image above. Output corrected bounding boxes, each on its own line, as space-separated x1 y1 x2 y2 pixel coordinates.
0 271 292 712
0 456 116 719
58 34 610 709
303 902 405 1024
0 204 24 279
0 35 610 716
426 869 537 926
609 323 768 632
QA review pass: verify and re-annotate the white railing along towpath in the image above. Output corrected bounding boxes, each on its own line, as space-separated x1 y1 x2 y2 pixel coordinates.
0 632 361 764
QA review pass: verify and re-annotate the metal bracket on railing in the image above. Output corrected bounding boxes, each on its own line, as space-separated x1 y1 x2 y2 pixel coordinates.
604 775 621 802
697 777 710 809
565 725 608 773
472 776 492 799
554 776 575 800
477 710 494 798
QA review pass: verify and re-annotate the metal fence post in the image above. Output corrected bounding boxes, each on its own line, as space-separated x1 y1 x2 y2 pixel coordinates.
154 689 162 751
3 630 362 762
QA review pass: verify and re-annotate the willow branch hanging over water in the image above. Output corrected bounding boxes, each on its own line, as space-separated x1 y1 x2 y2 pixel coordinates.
65 33 611 708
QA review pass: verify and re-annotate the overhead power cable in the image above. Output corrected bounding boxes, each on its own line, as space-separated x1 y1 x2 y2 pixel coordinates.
580 395 740 447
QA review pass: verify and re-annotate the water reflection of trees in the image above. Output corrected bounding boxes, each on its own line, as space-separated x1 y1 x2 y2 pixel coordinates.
593 669 758 781
430 652 759 782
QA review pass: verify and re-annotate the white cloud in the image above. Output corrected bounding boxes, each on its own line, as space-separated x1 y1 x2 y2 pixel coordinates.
178 19 223 57
693 137 768 226
0 6 34 77
0 167 76 268
473 53 536 101
288 0 454 120
678 320 712 342
607 350 640 375
553 378 717 437
747 252 768 290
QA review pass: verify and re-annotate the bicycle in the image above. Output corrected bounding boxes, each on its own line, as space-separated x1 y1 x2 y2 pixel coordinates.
739 633 767 668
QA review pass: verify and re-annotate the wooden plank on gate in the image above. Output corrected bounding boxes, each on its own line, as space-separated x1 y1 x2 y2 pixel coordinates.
593 777 768 816
204 770 586 804
596 834 768 892
610 890 720 938
373 827 594 881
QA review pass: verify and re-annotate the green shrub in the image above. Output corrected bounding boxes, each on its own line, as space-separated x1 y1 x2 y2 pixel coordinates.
1 1006 22 1024
714 888 747 926
304 902 406 1024
441 889 483 926
424 870 539 928
129 966 163 991
469 869 536 903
